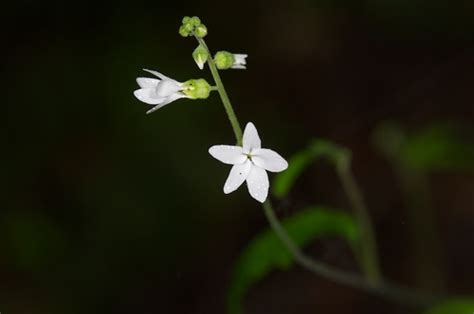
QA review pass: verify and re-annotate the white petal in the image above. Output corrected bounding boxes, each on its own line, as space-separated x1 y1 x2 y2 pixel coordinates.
143 69 175 81
234 54 247 65
145 93 186 114
155 80 182 97
209 145 247 165
195 56 206 70
223 160 252 194
231 64 246 69
234 53 248 58
145 104 166 114
242 122 261 153
136 77 159 88
252 148 288 172
246 166 269 203
134 88 165 105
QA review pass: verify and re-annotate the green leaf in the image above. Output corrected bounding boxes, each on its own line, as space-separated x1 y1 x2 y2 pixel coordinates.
227 206 359 314
373 122 474 172
401 125 474 172
273 139 349 198
423 298 474 314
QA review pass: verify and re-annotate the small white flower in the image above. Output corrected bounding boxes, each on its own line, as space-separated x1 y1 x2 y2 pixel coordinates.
231 54 248 69
209 122 288 203
134 69 188 114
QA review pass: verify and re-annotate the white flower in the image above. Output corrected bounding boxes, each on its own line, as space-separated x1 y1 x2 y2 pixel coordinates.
231 54 248 69
209 122 288 203
133 69 188 114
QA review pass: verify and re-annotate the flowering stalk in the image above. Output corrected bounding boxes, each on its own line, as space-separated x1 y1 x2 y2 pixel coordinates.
133 16 444 307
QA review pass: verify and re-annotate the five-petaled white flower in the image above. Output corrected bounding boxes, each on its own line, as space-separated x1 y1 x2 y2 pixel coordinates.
209 122 288 203
232 54 248 69
134 69 188 114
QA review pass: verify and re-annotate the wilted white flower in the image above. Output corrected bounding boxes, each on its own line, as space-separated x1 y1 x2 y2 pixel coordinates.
133 69 188 114
231 54 248 69
209 122 288 203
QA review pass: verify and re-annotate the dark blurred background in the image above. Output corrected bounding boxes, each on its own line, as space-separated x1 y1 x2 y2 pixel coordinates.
3 0 474 313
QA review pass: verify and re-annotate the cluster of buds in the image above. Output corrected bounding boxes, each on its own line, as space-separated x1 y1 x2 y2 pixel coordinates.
179 16 207 38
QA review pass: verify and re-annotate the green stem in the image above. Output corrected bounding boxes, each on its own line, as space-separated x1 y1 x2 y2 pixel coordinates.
336 159 382 285
195 35 243 144
262 200 436 307
399 163 444 291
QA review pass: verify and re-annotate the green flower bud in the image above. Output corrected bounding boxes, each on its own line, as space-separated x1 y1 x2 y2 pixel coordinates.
191 16 201 26
185 23 194 32
182 79 211 99
192 45 208 70
182 16 192 24
179 25 190 37
194 24 208 38
214 51 235 70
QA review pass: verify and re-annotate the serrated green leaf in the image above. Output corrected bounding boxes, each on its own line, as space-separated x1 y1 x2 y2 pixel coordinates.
273 139 349 198
227 206 359 314
423 298 474 314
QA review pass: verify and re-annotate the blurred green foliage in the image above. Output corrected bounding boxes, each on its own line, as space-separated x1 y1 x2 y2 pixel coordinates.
227 206 359 314
401 125 474 172
373 122 474 172
273 139 349 198
423 299 474 314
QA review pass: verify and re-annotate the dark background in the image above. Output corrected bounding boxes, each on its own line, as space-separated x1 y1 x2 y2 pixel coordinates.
3 0 474 313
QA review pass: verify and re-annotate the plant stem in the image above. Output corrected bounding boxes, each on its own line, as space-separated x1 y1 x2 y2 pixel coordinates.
195 35 243 145
262 199 436 307
336 159 382 285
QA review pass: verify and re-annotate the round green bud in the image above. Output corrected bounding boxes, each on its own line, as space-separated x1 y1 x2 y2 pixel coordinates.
182 79 211 99
184 22 194 32
182 16 192 24
192 44 209 70
194 24 208 38
191 16 201 26
179 25 190 37
214 51 235 69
